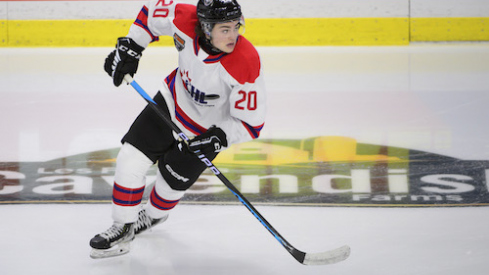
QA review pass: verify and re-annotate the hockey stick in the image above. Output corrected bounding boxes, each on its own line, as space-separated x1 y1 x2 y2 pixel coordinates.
123 75 351 265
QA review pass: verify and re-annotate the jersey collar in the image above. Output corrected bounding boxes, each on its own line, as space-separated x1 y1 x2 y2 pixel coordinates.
194 35 227 63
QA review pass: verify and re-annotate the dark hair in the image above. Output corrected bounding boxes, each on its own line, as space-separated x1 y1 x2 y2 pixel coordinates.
195 22 206 38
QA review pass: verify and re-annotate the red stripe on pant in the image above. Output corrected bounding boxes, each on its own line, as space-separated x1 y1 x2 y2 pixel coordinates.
112 182 145 206
150 187 180 210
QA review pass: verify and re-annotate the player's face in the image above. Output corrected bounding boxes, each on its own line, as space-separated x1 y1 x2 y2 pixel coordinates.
209 20 241 53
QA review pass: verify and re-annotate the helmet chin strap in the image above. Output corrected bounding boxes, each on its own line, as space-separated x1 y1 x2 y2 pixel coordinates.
199 35 223 55
199 22 223 55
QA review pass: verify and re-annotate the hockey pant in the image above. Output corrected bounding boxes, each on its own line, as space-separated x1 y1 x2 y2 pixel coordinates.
111 91 218 223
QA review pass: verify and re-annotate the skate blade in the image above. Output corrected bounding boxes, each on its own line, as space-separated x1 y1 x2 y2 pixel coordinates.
90 242 131 259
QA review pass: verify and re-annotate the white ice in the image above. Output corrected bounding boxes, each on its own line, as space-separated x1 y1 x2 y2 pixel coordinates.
1 44 489 274
2 204 489 275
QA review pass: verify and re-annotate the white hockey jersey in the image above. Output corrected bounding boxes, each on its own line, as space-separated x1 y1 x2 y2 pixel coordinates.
126 0 266 146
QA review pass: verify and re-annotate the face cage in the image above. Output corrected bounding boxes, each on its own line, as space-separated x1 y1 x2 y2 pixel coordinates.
201 15 246 38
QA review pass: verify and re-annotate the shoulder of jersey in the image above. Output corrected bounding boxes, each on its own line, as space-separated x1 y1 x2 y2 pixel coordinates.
173 4 198 37
221 36 261 85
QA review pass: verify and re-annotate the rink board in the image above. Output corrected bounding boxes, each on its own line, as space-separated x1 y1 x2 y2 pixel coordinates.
2 17 489 47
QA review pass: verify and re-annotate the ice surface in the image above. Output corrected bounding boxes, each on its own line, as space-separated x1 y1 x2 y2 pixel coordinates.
0 204 488 275
1 45 489 274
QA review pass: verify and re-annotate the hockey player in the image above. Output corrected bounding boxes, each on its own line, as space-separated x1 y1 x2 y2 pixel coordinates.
89 0 266 258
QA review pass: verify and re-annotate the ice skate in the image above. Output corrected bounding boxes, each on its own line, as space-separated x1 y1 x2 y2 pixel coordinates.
134 209 168 235
89 223 135 259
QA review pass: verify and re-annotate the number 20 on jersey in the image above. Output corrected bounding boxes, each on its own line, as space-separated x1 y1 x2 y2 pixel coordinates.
235 91 257 111
154 0 173 18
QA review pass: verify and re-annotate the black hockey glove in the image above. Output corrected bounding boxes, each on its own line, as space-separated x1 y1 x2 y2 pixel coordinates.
179 126 228 156
104 37 144 87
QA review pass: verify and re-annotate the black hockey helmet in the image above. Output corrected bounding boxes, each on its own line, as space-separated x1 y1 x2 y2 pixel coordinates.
197 0 242 24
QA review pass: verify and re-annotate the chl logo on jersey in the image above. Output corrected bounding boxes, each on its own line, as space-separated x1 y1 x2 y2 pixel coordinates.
181 70 207 104
180 70 220 105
